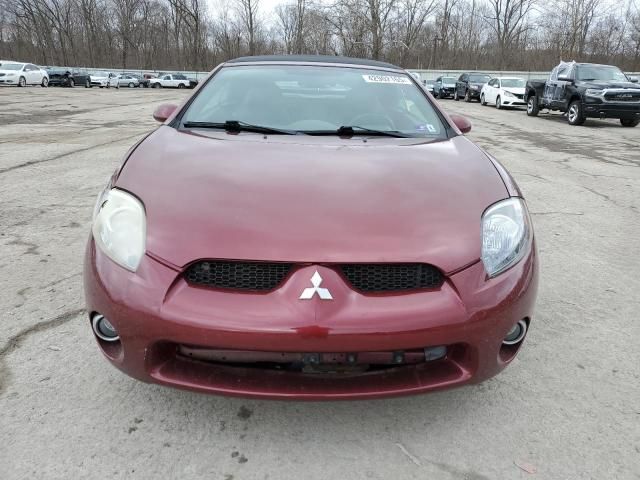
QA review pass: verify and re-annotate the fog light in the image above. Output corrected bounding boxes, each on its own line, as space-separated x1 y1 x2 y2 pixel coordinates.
92 314 119 342
503 319 527 345
424 345 447 361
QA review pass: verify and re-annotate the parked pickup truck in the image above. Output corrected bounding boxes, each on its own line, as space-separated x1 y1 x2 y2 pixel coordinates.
149 73 192 89
525 61 640 127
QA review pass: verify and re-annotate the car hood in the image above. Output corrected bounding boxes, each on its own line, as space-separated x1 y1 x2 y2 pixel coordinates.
116 127 509 273
503 87 525 95
0 69 21 74
577 80 640 89
443 83 456 87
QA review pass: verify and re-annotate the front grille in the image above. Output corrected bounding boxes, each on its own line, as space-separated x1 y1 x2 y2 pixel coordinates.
186 261 443 293
604 91 640 102
340 263 443 292
515 93 524 99
186 261 293 291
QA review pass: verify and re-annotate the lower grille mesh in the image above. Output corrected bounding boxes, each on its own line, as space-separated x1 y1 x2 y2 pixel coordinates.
186 261 293 291
340 263 443 292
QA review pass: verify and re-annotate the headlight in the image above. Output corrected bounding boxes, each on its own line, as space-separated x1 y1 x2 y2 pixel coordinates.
503 91 515 97
7 73 15 77
481 198 532 277
586 88 604 97
471 85 479 90
92 188 146 271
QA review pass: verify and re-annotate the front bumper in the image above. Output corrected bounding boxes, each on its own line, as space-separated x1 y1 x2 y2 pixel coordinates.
501 96 526 106
583 99 640 119
49 78 71 87
84 239 538 399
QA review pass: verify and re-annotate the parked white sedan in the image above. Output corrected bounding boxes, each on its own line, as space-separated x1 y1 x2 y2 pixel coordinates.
0 61 49 87
90 72 119 88
480 77 526 109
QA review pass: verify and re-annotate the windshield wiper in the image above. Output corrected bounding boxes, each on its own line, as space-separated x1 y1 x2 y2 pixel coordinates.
304 125 411 138
182 120 300 135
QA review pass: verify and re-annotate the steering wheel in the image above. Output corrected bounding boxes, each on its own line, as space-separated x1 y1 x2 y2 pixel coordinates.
347 113 395 129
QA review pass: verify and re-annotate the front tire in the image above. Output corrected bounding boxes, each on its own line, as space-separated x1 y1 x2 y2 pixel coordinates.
496 96 502 109
480 93 486 106
464 89 472 102
526 96 539 116
178 83 185 89
41 77 48 87
567 100 586 126
68 78 74 88
620 118 639 127
18 76 26 87
454 90 459 101
128 82 134 88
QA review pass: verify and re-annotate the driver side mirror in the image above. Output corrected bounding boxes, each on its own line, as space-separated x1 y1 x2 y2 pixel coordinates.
153 103 178 123
449 114 472 134
557 75 573 83
629 76 639 83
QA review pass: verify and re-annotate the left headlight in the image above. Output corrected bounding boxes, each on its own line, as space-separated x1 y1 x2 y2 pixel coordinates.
585 88 604 97
503 91 515 97
481 198 532 277
92 188 146 271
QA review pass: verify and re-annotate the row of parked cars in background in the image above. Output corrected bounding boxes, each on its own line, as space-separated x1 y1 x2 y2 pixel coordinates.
0 60 198 89
419 61 640 127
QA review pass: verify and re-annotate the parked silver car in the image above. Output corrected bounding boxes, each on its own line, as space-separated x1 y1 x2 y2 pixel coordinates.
116 74 141 88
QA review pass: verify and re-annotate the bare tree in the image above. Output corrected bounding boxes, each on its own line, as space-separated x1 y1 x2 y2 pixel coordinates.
1 0 639 72
236 0 260 55
484 0 536 68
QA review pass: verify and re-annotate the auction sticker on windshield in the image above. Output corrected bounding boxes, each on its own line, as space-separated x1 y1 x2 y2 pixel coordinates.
362 74 412 84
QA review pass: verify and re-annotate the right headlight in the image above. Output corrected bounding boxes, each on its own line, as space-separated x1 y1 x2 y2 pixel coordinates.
481 198 532 277
92 188 146 271
585 88 604 97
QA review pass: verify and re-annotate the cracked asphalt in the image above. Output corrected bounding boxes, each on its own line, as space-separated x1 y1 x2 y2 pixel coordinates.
1 87 639 480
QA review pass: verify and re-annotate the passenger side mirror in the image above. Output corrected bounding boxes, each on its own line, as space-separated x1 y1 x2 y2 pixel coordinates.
449 114 472 134
629 76 639 83
153 103 178 123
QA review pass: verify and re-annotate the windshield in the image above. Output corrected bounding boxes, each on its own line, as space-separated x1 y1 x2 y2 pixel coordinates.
181 65 447 138
1 63 23 71
576 65 628 82
501 78 525 88
469 74 491 83
443 77 456 83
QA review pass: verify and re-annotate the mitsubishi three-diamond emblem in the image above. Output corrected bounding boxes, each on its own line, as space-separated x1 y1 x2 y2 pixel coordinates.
299 270 333 300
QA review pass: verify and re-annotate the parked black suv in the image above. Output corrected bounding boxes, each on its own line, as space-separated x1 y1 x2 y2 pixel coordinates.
433 76 457 99
525 62 640 127
454 73 492 102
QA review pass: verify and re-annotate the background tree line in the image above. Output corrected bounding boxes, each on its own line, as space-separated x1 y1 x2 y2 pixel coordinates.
1 0 639 72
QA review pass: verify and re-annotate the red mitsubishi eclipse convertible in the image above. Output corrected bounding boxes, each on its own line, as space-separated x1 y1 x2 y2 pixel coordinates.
85 56 538 399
